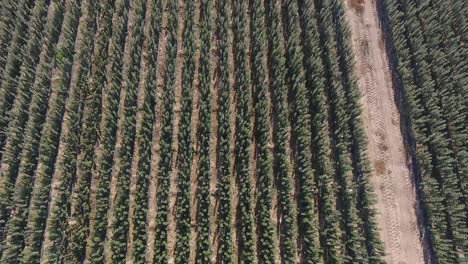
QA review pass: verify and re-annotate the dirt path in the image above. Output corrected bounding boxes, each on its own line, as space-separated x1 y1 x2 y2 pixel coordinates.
166 0 186 262
188 0 202 262
146 1 169 261
344 0 425 263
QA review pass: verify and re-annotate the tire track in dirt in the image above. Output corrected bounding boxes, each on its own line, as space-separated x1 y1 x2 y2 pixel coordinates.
207 1 219 260
344 0 424 263
166 0 185 262
188 0 202 262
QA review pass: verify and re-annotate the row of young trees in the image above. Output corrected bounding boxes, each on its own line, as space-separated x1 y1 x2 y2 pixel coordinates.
128 0 163 262
174 0 196 261
232 0 256 262
250 0 276 262
0 0 66 262
215 0 234 262
0 0 391 262
41 0 98 262
0 0 51 252
87 0 129 262
382 0 467 262
194 0 213 262
64 1 114 262
108 0 147 261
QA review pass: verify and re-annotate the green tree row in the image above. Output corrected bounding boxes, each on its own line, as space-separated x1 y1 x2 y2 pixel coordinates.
232 0 256 262
264 0 297 262
215 0 233 261
108 0 146 262
298 0 343 262
0 1 65 262
129 0 163 262
87 0 129 262
0 0 35 145
174 0 196 262
282 0 322 262
64 1 115 262
382 0 467 262
0 0 50 252
40 0 97 262
19 1 81 262
326 0 385 262
249 0 276 262
194 0 213 262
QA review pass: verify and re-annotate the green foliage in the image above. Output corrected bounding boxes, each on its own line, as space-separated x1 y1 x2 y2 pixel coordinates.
63 1 114 263
282 0 322 262
19 1 81 263
264 0 296 262
152 0 179 262
250 0 275 262
174 0 196 262
0 1 65 263
382 0 467 262
108 0 146 262
87 0 129 262
215 0 233 262
298 0 344 262
0 0 50 253
129 0 162 263
232 0 256 262
194 0 213 263
0 0 35 144
39 1 97 262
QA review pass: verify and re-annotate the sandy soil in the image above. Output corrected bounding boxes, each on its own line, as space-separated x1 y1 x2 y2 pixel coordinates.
207 2 219 260
188 0 202 262
40 0 91 256
145 1 169 261
344 0 425 263
104 0 144 260
166 0 186 262
125 0 153 260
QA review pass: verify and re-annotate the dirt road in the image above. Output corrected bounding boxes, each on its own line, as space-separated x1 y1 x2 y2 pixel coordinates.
344 0 425 263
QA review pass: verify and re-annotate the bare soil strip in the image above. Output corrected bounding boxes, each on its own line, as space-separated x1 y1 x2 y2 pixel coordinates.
226 4 239 261
344 0 425 263
208 2 219 260
146 0 169 260
166 1 186 262
188 0 202 262
104 1 142 260
126 0 153 260
41 0 91 254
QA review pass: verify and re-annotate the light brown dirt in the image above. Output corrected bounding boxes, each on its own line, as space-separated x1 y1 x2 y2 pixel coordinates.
104 0 143 260
344 0 425 263
188 0 202 262
40 0 90 257
125 0 153 261
146 0 169 261
226 3 238 261
167 0 186 262
208 2 219 261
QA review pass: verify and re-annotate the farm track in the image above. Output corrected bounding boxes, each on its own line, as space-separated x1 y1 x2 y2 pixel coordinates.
345 0 425 263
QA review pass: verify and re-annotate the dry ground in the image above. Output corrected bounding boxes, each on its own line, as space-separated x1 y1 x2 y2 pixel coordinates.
344 0 425 263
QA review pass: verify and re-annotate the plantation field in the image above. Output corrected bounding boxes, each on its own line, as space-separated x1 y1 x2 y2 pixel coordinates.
0 0 465 263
